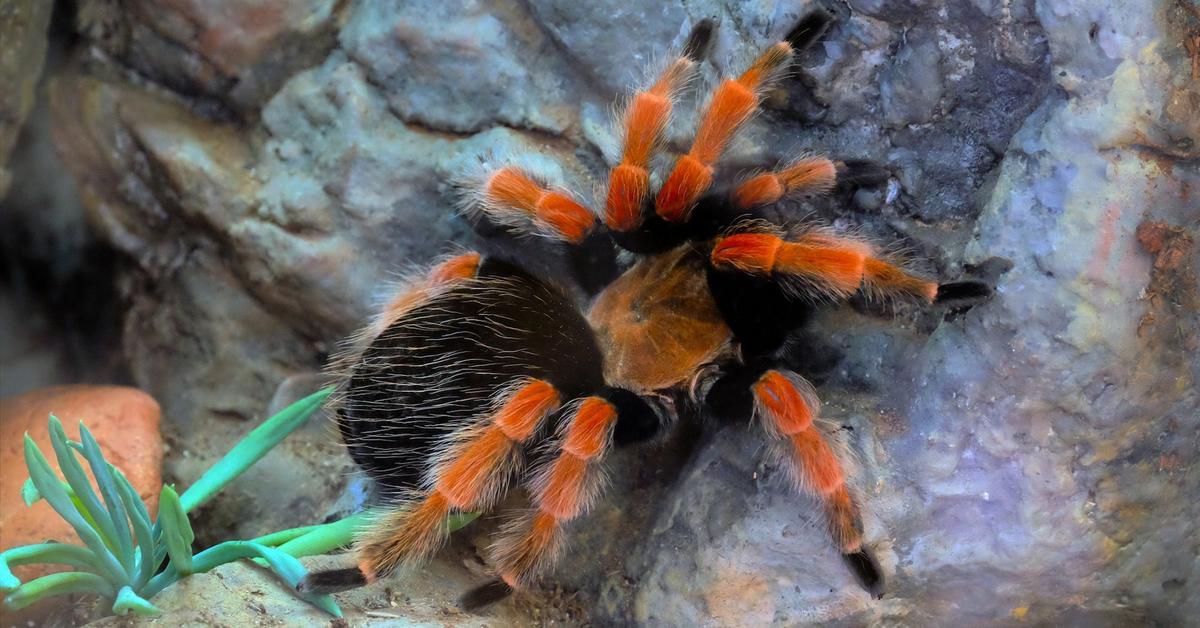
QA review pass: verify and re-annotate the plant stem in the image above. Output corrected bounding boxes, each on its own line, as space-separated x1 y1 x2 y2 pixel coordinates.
251 525 320 548
142 541 341 617
274 512 368 558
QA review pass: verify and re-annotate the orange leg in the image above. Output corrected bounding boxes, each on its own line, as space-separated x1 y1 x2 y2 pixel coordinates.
470 166 597 244
488 396 620 589
605 57 698 231
710 230 866 300
861 256 940 302
791 231 938 302
655 41 796 222
353 379 561 581
731 156 838 209
605 20 713 231
710 227 938 303
752 370 880 590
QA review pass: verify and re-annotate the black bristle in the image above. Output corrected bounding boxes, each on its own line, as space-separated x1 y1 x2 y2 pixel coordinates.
298 567 368 595
459 579 514 611
683 18 718 61
843 549 885 599
935 280 994 304
784 11 834 52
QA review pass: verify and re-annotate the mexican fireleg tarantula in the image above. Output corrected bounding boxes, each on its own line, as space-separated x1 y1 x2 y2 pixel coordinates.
302 11 989 610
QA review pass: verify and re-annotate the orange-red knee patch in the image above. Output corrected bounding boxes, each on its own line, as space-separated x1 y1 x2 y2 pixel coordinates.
429 252 481 284
733 158 837 209
605 164 649 231
754 371 815 436
494 380 560 442
561 398 618 460
622 93 671 166
485 167 543 211
710 232 783 275
484 167 595 242
733 174 785 209
605 56 697 232
533 192 595 243
656 154 713 222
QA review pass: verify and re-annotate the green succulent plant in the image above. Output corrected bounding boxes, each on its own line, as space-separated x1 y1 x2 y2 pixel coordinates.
0 389 347 617
0 387 482 620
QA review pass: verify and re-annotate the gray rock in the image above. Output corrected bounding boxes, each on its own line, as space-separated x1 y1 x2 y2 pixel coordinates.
879 27 944 127
340 1 581 135
525 0 689 95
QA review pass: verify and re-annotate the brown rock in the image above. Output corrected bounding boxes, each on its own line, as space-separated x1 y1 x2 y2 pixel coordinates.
0 385 163 580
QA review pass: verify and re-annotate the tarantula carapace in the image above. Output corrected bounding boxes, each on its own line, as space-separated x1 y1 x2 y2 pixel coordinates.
302 11 988 609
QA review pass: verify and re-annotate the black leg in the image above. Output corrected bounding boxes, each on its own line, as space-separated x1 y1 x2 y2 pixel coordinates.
604 386 671 447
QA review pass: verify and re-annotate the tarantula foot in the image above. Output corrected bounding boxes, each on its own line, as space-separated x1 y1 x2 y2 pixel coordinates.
784 9 835 52
842 548 886 599
459 579 514 612
934 279 994 305
297 566 368 595
836 160 891 190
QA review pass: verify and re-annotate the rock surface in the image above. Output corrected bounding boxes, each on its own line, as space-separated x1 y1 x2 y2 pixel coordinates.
0 0 52 198
87 553 547 628
37 0 1199 625
0 385 164 580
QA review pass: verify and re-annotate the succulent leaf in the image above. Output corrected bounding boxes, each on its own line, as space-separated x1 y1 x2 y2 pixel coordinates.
156 486 194 576
78 423 135 574
22 434 126 585
3 572 116 611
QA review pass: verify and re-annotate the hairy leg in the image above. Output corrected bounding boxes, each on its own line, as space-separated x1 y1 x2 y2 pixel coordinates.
654 11 835 223
462 164 597 244
706 363 884 597
709 220 941 303
460 388 663 610
603 20 712 232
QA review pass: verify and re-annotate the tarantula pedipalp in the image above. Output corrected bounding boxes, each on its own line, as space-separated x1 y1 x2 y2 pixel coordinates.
302 11 990 610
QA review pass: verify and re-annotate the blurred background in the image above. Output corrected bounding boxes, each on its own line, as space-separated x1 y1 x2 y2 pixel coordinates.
1 0 1197 626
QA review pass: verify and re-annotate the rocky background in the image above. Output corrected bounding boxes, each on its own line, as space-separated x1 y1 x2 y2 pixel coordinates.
1 0 1196 626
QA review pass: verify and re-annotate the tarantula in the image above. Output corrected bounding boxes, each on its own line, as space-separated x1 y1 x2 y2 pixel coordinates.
302 11 988 610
